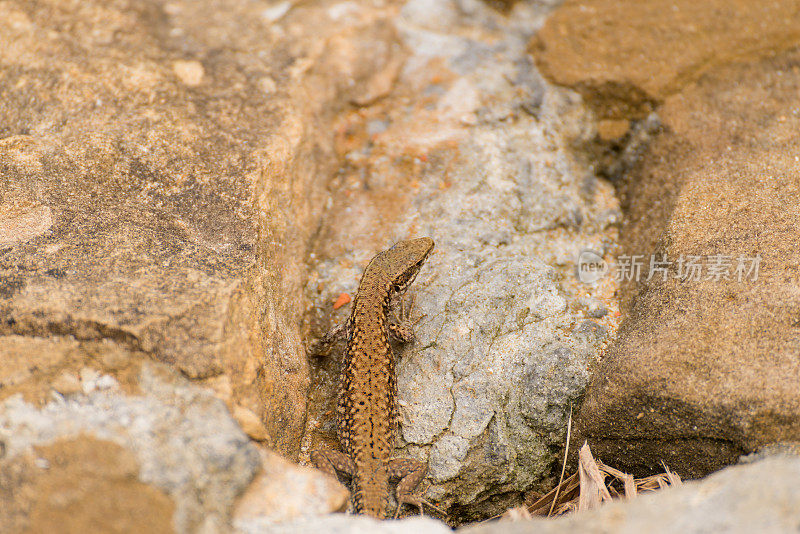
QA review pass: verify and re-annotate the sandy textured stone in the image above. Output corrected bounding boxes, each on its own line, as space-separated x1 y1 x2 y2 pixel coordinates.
0 436 175 534
530 0 800 118
0 0 407 457
461 455 800 534
576 48 800 477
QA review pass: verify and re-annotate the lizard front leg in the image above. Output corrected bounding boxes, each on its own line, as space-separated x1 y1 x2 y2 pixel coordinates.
388 457 444 519
310 295 418 356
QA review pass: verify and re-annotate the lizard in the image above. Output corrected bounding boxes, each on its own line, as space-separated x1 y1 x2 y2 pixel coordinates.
310 237 439 519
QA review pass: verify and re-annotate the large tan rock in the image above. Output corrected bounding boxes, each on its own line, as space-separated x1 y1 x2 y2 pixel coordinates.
0 436 175 534
0 0 402 455
0 0 408 530
531 0 800 119
580 50 800 476
531 0 800 476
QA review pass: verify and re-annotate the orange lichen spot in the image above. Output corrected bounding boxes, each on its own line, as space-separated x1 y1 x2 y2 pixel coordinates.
333 293 352 310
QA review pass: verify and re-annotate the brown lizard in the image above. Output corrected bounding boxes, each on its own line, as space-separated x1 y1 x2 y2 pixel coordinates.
310 237 439 519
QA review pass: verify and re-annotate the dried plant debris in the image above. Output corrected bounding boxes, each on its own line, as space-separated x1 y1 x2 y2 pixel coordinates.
502 442 682 521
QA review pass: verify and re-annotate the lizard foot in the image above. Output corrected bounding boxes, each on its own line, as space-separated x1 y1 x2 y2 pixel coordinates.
310 449 355 480
388 457 444 519
393 495 446 519
389 294 424 343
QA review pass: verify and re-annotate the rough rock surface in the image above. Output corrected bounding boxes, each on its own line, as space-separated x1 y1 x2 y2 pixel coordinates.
0 0 425 530
531 0 800 119
531 0 800 477
461 455 800 534
7 0 796 529
0 361 260 533
303 0 621 522
0 0 404 457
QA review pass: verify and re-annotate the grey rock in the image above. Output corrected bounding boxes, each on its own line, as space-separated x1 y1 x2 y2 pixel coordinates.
393 1 617 518
572 321 606 341
0 362 260 533
461 456 800 534
304 0 621 521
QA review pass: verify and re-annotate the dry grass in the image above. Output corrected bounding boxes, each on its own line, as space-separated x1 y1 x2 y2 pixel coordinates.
495 413 682 522
510 442 682 519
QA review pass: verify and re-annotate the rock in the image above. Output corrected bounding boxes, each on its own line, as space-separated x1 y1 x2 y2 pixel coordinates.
233 449 349 530
302 0 620 522
576 46 800 477
595 119 630 142
0 0 410 458
527 0 800 479
172 60 205 87
739 441 800 464
530 0 800 119
233 405 272 443
50 371 82 396
460 456 800 534
0 361 260 533
0 436 176 534
0 203 52 246
250 515 452 534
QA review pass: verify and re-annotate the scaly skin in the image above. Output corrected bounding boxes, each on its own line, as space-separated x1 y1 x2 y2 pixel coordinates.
311 237 436 519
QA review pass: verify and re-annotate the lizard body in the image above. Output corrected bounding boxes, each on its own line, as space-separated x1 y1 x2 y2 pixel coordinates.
311 237 436 519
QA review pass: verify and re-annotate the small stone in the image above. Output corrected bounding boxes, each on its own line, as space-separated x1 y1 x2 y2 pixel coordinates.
95 374 119 391
597 119 630 142
51 371 81 395
0 204 52 247
233 405 271 443
172 60 204 86
574 320 606 340
100 347 131 371
232 450 349 527
261 2 291 23
259 76 277 94
587 304 609 318
79 367 101 394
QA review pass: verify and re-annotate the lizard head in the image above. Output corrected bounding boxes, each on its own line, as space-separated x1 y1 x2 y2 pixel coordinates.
385 237 435 294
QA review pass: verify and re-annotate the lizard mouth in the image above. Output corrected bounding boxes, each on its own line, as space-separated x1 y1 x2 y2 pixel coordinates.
393 254 430 293
394 270 418 294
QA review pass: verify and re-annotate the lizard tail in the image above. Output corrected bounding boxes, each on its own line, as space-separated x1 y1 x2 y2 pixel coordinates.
353 467 389 519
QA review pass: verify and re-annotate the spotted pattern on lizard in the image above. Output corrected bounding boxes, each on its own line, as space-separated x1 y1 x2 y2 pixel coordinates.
310 237 438 519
